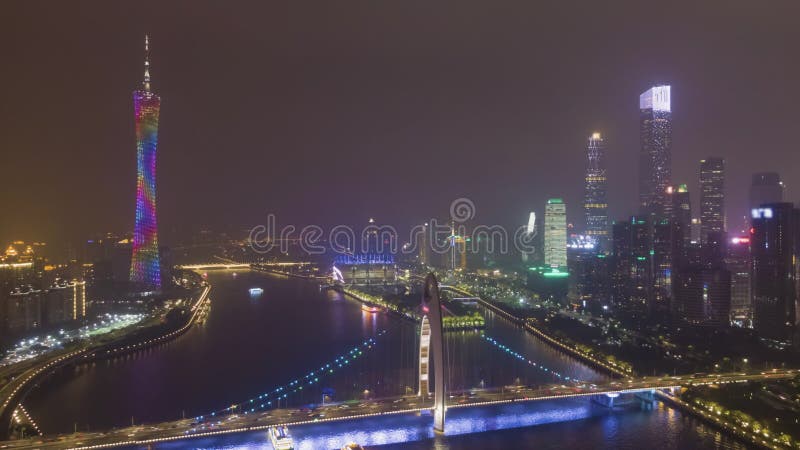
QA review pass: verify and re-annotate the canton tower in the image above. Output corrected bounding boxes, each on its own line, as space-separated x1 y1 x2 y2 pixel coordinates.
130 35 161 290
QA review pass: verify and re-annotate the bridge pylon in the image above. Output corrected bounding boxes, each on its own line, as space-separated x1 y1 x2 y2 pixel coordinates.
418 273 446 432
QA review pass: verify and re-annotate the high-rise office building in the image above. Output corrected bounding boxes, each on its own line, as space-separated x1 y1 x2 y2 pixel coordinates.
666 184 692 267
610 217 651 308
726 235 752 327
751 203 799 343
567 235 608 309
673 266 731 327
584 133 608 248
749 172 784 211
418 222 429 266
700 158 725 243
130 35 162 290
544 199 567 269
638 85 672 219
652 220 673 309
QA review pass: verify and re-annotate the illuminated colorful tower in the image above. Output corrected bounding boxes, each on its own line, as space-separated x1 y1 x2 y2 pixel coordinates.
130 35 161 290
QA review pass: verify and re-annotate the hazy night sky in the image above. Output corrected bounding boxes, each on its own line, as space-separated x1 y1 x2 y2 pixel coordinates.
1 1 799 247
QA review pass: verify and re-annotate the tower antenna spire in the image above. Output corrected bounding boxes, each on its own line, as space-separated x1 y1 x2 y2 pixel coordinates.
143 34 151 91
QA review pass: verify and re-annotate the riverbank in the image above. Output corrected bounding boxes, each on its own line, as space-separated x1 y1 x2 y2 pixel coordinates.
657 390 786 449
0 283 210 440
445 285 629 378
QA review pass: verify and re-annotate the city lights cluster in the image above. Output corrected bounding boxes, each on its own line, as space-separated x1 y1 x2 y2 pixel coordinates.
197 330 387 421
481 335 577 382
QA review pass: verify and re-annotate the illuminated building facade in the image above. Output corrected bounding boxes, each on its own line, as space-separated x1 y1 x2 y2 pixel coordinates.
638 85 672 219
726 236 752 327
333 253 397 286
699 157 725 243
130 35 162 290
544 199 567 269
584 133 608 248
521 212 536 262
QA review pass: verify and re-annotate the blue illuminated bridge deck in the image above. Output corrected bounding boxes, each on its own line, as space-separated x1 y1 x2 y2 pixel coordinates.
4 370 794 449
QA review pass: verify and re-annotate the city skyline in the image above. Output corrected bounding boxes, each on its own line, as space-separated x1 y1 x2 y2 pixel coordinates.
2 3 800 449
1 1 799 245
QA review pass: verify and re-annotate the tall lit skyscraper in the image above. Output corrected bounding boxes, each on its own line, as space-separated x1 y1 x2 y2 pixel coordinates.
699 157 725 243
544 199 567 269
130 35 162 290
584 132 608 248
749 172 784 210
726 235 752 327
638 85 672 219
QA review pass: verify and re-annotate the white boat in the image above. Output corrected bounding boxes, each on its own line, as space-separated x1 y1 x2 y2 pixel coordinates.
268 426 293 449
249 287 264 295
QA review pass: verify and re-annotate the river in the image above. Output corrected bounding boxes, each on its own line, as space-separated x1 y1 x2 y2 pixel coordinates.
23 270 746 449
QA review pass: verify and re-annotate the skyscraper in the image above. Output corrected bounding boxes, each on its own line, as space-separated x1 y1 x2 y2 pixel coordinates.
544 199 567 269
584 132 608 248
130 35 162 290
726 235 752 327
749 172 784 211
638 85 672 219
751 203 799 343
610 217 651 308
667 184 692 251
699 157 725 243
418 222 429 266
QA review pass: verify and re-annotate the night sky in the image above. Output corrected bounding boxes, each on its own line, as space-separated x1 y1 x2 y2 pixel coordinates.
2 1 799 246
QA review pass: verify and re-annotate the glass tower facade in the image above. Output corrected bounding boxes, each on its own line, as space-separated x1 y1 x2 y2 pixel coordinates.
130 35 162 290
544 199 567 269
584 133 608 248
699 157 725 243
638 85 672 219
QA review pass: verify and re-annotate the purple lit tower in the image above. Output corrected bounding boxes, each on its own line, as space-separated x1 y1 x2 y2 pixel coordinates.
130 35 161 290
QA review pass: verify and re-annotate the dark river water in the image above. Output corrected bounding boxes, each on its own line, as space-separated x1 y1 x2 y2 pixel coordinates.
24 271 747 449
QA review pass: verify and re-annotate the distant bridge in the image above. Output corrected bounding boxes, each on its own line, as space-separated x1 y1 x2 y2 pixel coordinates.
178 262 313 270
